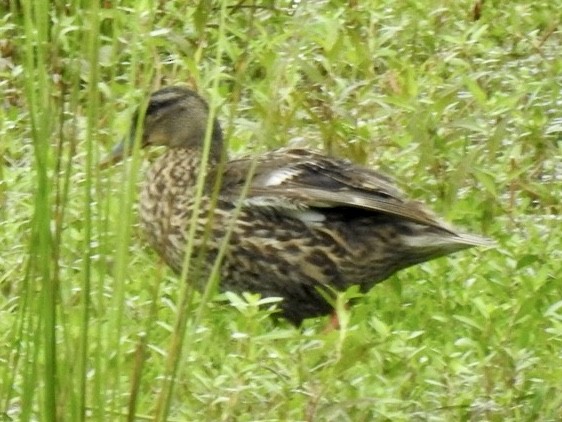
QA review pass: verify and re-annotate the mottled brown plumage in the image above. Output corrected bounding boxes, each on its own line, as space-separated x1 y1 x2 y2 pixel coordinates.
104 86 492 325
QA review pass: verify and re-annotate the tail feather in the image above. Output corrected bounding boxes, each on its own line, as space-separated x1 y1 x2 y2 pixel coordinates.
400 224 495 263
451 231 496 247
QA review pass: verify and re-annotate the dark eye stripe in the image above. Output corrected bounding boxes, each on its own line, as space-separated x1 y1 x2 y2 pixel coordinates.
146 88 204 117
146 97 181 116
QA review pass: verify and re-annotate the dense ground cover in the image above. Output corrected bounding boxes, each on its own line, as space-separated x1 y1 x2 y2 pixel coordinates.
1 1 561 420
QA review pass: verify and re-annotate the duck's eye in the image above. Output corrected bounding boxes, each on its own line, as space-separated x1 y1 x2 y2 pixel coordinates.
146 96 181 117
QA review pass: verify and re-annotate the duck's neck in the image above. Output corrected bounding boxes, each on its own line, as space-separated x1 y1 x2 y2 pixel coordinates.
156 142 226 199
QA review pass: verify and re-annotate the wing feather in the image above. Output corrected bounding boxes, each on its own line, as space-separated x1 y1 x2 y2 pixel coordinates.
221 148 451 231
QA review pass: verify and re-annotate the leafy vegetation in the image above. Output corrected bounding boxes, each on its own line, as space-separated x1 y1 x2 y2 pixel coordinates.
1 0 560 421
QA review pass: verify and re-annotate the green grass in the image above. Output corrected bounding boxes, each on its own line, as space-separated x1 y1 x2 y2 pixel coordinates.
1 0 561 421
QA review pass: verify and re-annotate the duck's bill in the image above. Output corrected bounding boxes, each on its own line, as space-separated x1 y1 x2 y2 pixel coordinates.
99 140 126 169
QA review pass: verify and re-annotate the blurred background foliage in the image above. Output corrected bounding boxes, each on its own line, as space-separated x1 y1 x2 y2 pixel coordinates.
0 0 561 421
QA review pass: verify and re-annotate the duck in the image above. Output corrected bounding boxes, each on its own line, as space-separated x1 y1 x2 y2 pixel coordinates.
102 86 492 325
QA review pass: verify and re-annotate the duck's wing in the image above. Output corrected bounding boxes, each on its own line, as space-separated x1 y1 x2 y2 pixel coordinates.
221 148 450 230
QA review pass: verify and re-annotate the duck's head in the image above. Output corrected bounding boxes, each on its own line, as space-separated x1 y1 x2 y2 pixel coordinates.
101 86 223 167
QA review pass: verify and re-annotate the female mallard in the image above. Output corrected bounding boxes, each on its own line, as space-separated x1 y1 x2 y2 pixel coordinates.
104 86 491 325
